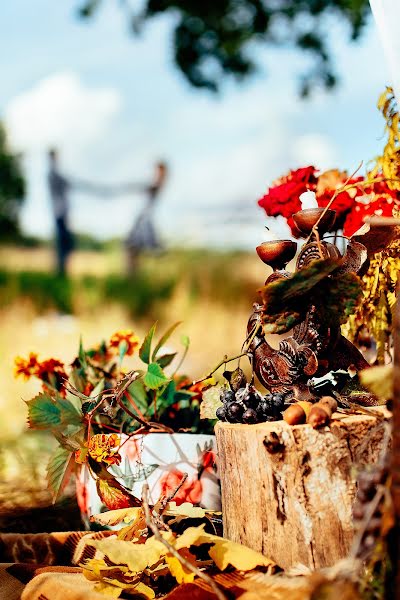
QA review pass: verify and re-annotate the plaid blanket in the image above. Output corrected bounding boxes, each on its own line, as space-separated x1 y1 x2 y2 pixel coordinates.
0 531 314 599
0 531 113 600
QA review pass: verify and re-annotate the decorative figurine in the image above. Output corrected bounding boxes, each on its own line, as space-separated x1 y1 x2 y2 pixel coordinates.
248 199 370 401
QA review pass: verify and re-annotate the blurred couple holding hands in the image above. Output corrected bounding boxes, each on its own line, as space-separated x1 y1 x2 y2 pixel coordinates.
47 148 168 276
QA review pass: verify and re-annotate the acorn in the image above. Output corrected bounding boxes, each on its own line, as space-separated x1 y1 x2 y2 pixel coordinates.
307 396 337 429
283 401 312 426
319 396 338 413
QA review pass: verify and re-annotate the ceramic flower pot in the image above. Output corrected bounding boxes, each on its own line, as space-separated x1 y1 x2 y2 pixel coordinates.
76 433 220 528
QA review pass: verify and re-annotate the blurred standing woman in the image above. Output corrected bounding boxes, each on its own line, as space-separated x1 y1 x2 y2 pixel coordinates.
125 161 168 274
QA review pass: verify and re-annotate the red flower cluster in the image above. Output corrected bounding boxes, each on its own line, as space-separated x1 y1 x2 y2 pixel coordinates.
258 167 317 236
343 193 397 236
258 166 399 237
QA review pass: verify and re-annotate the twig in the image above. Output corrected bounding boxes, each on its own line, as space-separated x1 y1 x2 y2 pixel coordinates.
124 391 147 421
192 322 262 386
153 390 157 422
142 484 227 600
241 321 262 354
191 351 250 386
159 473 188 514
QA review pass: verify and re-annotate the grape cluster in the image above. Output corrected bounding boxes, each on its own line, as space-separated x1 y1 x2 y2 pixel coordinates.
216 384 286 424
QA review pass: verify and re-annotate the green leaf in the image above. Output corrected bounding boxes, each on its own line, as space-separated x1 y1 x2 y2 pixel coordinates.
26 393 61 429
53 430 83 452
157 380 177 407
144 362 169 390
82 400 98 414
128 379 149 414
173 390 196 402
58 397 83 426
152 321 182 361
91 378 105 399
261 258 339 310
156 353 177 368
47 446 75 503
119 339 129 363
139 323 157 364
180 334 190 349
78 336 88 370
261 258 362 334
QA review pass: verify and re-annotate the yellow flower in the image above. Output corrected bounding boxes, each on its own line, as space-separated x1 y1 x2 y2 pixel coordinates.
88 433 121 465
14 352 39 380
110 330 140 356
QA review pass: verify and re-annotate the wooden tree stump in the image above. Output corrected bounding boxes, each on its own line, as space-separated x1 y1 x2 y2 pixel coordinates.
215 408 391 570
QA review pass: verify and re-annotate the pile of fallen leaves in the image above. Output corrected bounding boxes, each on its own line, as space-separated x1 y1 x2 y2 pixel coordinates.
80 491 277 598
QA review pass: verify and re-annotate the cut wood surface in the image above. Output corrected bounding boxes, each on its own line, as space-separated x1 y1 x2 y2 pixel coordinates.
216 408 391 570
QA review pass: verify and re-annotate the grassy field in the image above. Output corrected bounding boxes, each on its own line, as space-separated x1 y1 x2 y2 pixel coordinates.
0 245 267 444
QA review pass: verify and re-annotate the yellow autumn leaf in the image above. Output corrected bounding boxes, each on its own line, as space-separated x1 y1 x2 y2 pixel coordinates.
207 537 274 572
171 524 208 550
134 582 156 599
91 507 144 526
83 558 129 580
88 537 165 573
166 549 197 584
169 525 276 572
117 518 147 542
209 538 276 571
165 502 206 518
359 365 393 403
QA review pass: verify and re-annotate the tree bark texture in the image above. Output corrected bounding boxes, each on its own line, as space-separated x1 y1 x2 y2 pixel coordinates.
216 408 391 570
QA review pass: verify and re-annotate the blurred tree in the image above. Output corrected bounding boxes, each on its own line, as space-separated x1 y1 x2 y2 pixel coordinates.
78 0 370 96
0 123 25 240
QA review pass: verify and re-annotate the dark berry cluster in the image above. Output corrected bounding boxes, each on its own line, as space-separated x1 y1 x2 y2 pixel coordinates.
216 384 286 424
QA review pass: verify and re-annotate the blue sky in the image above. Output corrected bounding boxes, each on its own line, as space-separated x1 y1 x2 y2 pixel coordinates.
0 1 394 248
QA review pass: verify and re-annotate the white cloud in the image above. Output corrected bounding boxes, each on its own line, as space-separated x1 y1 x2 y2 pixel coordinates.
4 72 121 152
3 73 122 238
291 134 338 170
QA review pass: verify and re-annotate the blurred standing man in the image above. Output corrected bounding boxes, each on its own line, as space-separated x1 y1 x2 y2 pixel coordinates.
47 149 73 276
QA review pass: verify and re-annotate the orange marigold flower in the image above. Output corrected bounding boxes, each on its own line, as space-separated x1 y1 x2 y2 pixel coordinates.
35 358 66 379
35 358 67 395
14 352 39 380
109 330 140 356
88 433 121 465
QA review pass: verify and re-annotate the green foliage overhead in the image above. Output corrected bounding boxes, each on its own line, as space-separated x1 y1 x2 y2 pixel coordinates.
0 123 25 239
78 0 370 96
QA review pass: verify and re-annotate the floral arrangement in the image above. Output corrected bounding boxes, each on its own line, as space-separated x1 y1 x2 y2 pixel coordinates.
258 165 399 237
15 323 212 507
258 88 400 363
